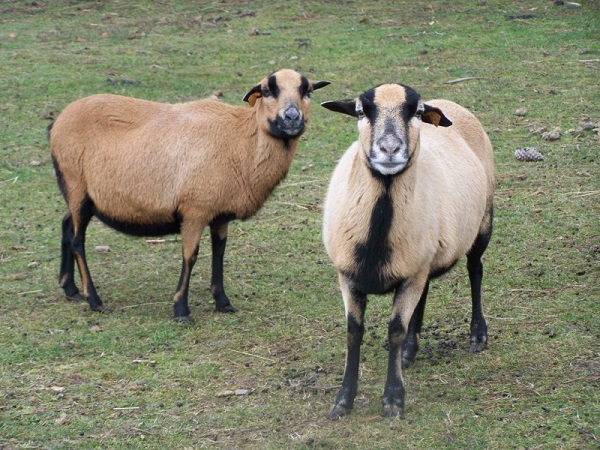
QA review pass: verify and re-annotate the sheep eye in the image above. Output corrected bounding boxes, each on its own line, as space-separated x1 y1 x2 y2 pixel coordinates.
415 109 423 119
356 108 365 119
261 88 271 98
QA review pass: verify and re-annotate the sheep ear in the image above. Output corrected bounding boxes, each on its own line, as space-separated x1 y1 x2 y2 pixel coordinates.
422 104 452 127
243 85 262 107
321 99 357 117
311 81 331 91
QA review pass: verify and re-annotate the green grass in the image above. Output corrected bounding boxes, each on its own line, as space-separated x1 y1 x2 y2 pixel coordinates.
1 1 598 448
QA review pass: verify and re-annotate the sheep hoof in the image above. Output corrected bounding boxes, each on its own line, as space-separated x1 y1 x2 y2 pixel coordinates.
174 315 193 324
327 404 351 420
382 404 404 419
216 304 237 313
90 305 112 314
401 356 415 370
66 292 86 302
469 339 487 354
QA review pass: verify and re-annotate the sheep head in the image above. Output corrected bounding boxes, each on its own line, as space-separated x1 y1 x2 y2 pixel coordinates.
321 84 452 176
243 69 329 140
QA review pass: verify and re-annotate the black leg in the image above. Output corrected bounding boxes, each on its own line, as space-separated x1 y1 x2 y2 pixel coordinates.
70 199 104 312
466 252 488 353
173 243 199 322
381 276 427 418
466 217 492 353
210 222 236 313
173 220 204 322
402 280 429 369
382 314 406 418
328 279 367 419
59 213 84 301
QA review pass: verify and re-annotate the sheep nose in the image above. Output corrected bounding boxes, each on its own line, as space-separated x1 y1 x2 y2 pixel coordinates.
378 137 402 155
284 106 301 121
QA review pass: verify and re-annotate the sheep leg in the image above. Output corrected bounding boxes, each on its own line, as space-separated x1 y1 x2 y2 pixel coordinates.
58 213 85 302
466 230 491 353
401 280 429 369
70 200 105 312
210 222 236 313
382 276 427 418
328 277 367 419
173 223 203 322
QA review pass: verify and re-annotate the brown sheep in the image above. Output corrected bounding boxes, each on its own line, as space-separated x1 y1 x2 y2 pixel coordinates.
49 69 329 322
321 84 495 418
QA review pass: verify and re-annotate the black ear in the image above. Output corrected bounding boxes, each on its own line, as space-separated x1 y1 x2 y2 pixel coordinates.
312 81 331 91
243 84 262 106
422 104 452 127
321 99 358 117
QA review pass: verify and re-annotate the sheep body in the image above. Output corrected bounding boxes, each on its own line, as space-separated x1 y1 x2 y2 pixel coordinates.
321 84 494 418
324 99 492 287
49 69 329 321
54 95 289 226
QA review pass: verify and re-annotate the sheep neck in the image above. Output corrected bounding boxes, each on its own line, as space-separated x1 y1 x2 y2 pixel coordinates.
243 128 298 212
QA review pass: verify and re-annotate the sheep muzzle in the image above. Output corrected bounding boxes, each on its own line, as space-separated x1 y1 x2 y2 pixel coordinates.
270 105 305 138
368 137 410 176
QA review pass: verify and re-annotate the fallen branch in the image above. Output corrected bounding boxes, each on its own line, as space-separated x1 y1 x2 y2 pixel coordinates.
116 301 170 310
145 238 178 244
444 77 482 85
132 359 157 365
18 289 43 296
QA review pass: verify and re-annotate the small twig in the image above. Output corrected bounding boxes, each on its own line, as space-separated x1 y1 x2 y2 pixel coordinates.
579 59 600 63
113 407 140 411
18 289 43 296
132 359 157 365
116 301 170 310
281 179 327 188
273 201 309 210
132 427 154 435
562 375 600 384
564 190 599 198
229 349 276 363
509 288 556 293
444 77 482 85
145 238 178 244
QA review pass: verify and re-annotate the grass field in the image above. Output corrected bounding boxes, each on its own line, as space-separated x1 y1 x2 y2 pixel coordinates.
1 1 598 448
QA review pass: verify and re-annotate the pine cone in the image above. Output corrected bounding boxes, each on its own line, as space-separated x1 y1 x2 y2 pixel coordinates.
514 147 544 162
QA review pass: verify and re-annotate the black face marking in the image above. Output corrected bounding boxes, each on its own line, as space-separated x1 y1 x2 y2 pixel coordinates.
359 88 377 123
267 75 280 98
401 86 420 124
299 75 310 97
346 179 398 294
383 116 398 137
267 118 301 145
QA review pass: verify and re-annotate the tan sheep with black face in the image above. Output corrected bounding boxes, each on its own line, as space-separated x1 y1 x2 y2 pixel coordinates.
49 69 329 322
321 83 495 419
